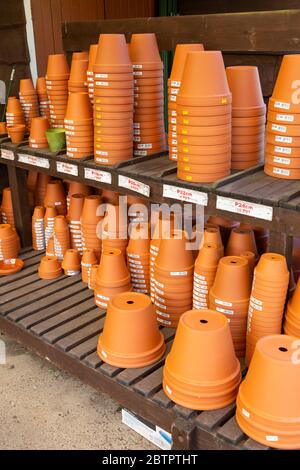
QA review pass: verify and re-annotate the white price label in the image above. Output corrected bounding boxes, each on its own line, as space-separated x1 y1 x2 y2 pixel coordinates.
1 149 14 161
18 153 50 169
216 195 273 221
273 156 291 165
56 161 78 176
276 113 294 122
118 175 150 197
84 167 112 185
274 101 290 110
163 184 208 206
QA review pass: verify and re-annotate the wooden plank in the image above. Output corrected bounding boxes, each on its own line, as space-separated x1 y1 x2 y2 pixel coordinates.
55 316 104 352
177 0 300 15
68 334 99 360
152 389 174 409
0 275 64 305
217 416 246 445
173 405 198 420
5 276 81 320
0 256 41 288
133 366 164 397
196 403 236 431
63 10 300 53
0 272 51 296
242 438 270 450
22 289 93 331
83 350 103 369
99 362 123 378
30 295 95 336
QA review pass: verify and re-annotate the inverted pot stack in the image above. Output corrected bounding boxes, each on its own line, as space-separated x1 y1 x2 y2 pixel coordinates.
46 54 70 128
127 224 150 295
226 66 266 170
68 53 88 94
101 204 128 257
284 276 300 337
81 195 102 258
87 45 98 104
29 116 50 150
32 206 45 251
64 92 93 158
130 33 166 157
226 227 258 260
209 256 252 357
1 188 15 227
264 55 300 179
44 180 67 216
154 230 194 328
67 181 91 210
19 78 40 130
81 249 98 284
53 215 70 260
176 51 232 183
168 43 204 162
193 242 222 310
44 206 57 246
93 34 133 166
0 224 20 261
36 77 50 121
246 253 289 365
6 97 25 129
67 193 84 254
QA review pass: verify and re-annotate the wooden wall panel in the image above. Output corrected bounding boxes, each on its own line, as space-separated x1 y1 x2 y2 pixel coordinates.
177 0 300 15
104 0 157 19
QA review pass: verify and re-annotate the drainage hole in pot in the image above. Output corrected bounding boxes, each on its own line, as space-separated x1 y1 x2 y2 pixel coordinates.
230 260 237 264
200 319 208 324
279 347 288 352
127 300 134 305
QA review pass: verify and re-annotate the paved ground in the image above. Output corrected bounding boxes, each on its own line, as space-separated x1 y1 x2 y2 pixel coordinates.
0 331 155 450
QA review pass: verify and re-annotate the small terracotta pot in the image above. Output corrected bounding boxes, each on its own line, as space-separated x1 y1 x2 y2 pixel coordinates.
96 248 130 288
226 228 258 259
29 117 50 143
98 292 165 368
0 122 7 134
8 125 26 144
237 334 300 449
170 43 204 86
81 249 98 283
46 53 70 79
65 92 92 122
62 249 81 275
163 309 241 409
269 54 300 113
94 34 132 72
38 255 62 279
226 66 265 113
210 256 251 303
81 195 102 223
68 193 85 222
19 78 36 95
44 180 66 215
155 229 194 275
255 252 289 281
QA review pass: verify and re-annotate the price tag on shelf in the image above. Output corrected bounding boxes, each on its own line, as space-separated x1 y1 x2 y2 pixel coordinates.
216 195 273 221
1 149 14 161
56 161 78 176
18 153 50 169
163 184 208 206
118 175 150 197
84 167 112 185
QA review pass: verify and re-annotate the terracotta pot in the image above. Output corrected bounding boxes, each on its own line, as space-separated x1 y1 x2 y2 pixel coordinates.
19 78 36 95
29 117 49 144
267 121 300 137
268 54 300 113
163 309 241 409
129 33 162 68
98 292 165 368
72 51 89 61
88 44 98 71
268 109 300 125
94 110 133 121
8 125 26 144
237 334 300 449
44 180 66 215
38 255 62 279
241 250 256 275
155 229 194 275
46 54 70 79
170 43 204 86
65 92 92 123
62 249 81 275
69 58 88 85
96 248 130 288
0 258 24 275
255 252 289 281
81 195 102 223
94 34 132 72
210 256 251 303
226 66 265 113
0 122 7 134
226 228 258 259
81 249 98 283
68 193 85 222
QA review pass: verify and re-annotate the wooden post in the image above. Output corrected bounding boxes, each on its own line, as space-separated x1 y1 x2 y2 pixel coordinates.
7 165 32 247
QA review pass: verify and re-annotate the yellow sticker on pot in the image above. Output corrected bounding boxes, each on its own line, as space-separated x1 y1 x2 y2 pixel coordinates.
186 175 192 181
183 119 189 125
221 97 227 104
183 157 189 162
182 110 189 115
182 138 188 144
182 129 188 135
184 166 190 171
183 147 189 153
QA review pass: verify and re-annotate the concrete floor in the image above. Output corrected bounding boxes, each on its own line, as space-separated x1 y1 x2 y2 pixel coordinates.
0 331 155 450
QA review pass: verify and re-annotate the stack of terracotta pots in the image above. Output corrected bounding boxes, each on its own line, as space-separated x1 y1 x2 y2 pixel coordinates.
209 256 252 357
127 195 148 226
226 66 266 170
88 263 99 290
81 195 102 258
1 188 15 227
226 227 258 260
93 34 133 165
62 249 81 276
163 309 241 409
32 206 45 251
193 242 222 310
264 55 300 179
176 51 231 182
29 116 50 149
46 237 55 257
6 97 25 129
67 181 92 210
68 53 88 94
36 77 50 120
126 224 150 294
129 33 165 157
46 54 70 128
53 215 70 260
101 204 128 257
237 334 300 449
44 205 57 246
64 92 93 158
81 248 98 283
98 292 165 367
67 193 84 254
284 276 300 337
19 78 40 129
0 224 20 261
203 225 224 257
34 173 51 206
207 216 239 246
239 222 269 256
154 230 194 328
38 255 62 279
94 248 131 309
246 253 289 365
44 180 66 215
168 43 204 161
87 44 98 104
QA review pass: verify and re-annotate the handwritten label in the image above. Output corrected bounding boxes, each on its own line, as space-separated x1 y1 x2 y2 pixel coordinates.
84 167 112 184
18 153 50 169
118 175 150 197
1 149 14 161
216 195 273 221
163 184 208 206
56 161 78 176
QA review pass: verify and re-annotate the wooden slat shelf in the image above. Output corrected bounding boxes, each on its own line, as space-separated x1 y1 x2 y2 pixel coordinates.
0 249 271 451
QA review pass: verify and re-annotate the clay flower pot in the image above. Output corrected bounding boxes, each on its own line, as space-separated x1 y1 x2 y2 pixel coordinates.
29 117 50 146
19 78 36 95
226 66 265 115
97 292 165 368
203 226 224 257
207 216 239 245
129 33 162 68
0 122 7 134
236 334 300 449
226 228 258 259
269 54 300 113
38 255 62 279
46 53 70 79
8 125 26 144
65 92 93 123
96 248 130 288
155 230 194 276
210 256 251 303
81 249 98 283
284 275 300 336
163 309 241 409
44 180 66 215
69 59 88 86
68 193 85 221
170 43 204 86
62 249 81 275
94 34 132 72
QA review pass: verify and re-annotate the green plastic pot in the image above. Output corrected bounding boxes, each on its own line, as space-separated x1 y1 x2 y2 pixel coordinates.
46 128 66 153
